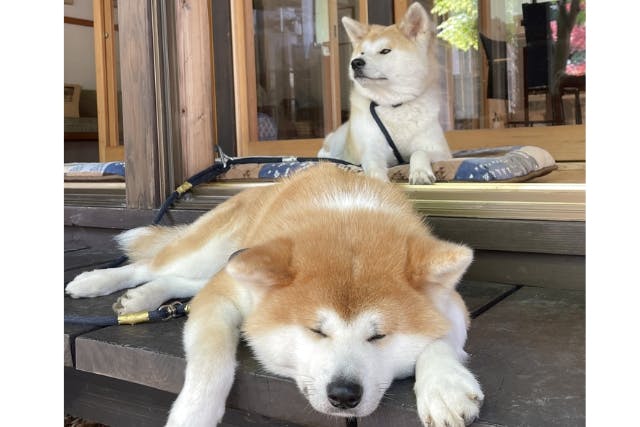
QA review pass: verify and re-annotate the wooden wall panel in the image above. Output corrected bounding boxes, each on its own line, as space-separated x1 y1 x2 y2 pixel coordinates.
119 0 160 208
175 0 217 177
93 0 122 162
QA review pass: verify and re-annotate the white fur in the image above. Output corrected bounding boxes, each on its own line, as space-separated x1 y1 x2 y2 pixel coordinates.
112 276 206 315
318 3 451 184
166 298 244 427
65 227 240 314
65 263 153 298
246 309 433 418
414 340 484 427
313 187 395 215
413 294 483 427
154 229 239 280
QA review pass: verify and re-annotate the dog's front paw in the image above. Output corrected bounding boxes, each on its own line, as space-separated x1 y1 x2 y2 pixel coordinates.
66 270 113 298
366 167 390 183
113 284 166 315
166 390 226 427
409 167 436 185
415 363 484 427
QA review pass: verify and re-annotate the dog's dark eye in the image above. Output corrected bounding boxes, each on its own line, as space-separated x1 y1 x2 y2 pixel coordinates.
309 327 328 338
367 333 386 342
379 48 391 55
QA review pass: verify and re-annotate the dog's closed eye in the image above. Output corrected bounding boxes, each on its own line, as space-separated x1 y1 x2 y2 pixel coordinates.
367 333 386 342
309 327 328 338
379 48 391 55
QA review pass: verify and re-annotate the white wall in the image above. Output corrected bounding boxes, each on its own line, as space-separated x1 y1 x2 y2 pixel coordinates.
64 0 96 90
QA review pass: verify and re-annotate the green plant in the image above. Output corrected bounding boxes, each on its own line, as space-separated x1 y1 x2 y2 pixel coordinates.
431 0 478 51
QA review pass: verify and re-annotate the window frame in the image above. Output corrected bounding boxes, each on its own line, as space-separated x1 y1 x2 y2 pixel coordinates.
64 0 585 224
230 0 369 156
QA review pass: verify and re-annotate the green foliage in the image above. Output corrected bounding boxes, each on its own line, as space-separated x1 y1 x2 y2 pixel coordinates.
431 0 478 51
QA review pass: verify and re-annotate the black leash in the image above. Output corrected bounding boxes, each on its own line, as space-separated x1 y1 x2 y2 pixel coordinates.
369 101 405 165
65 300 191 326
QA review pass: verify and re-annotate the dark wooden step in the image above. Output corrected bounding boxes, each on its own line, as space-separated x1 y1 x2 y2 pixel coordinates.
66 281 520 426
64 230 584 426
65 368 305 427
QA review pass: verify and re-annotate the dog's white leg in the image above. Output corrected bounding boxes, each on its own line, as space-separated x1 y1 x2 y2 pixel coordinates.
361 150 390 183
414 340 483 427
112 276 207 314
166 287 243 427
65 263 153 298
319 122 349 158
409 150 436 185
414 295 483 427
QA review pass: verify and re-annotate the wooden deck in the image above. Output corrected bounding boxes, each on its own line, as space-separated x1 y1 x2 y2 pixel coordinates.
64 226 585 427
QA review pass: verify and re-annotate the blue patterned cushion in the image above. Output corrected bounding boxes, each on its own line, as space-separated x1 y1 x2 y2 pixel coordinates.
64 162 125 181
219 146 556 183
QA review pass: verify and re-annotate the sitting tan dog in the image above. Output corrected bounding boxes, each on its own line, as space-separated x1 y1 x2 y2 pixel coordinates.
318 2 451 184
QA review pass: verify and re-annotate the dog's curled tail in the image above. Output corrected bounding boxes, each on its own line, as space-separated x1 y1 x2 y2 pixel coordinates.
115 225 187 263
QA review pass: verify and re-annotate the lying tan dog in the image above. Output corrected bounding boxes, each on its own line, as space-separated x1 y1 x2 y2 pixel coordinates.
66 164 483 427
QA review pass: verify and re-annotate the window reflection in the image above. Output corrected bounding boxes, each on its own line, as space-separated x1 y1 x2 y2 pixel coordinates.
249 0 586 144
423 0 586 129
252 0 361 141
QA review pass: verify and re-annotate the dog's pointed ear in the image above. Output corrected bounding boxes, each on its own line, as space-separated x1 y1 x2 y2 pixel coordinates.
342 16 368 44
406 235 473 291
226 238 294 287
399 2 433 40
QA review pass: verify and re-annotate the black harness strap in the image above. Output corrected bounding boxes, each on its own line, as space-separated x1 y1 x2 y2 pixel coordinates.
369 101 405 165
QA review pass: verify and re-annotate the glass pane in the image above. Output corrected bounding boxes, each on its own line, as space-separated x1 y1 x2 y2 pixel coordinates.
418 0 586 130
64 1 100 162
252 0 360 141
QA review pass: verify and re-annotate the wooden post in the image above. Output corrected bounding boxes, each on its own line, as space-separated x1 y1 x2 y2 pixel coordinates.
321 0 342 135
478 0 491 128
93 0 122 161
175 0 217 177
393 0 409 23
230 0 258 156
119 0 161 209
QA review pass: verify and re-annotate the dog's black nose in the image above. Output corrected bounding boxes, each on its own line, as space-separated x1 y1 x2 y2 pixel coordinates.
351 58 366 70
327 379 363 409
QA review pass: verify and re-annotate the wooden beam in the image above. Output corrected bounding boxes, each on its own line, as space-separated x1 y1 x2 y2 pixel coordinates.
359 0 369 23
65 15 118 30
393 0 409 23
65 16 94 27
174 0 216 178
328 0 342 131
230 0 254 156
118 0 160 208
478 0 491 128
93 0 121 162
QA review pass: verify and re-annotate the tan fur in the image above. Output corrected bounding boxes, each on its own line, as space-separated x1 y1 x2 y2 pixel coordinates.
117 225 186 263
149 187 264 270
90 163 481 426
188 164 469 341
112 164 469 339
